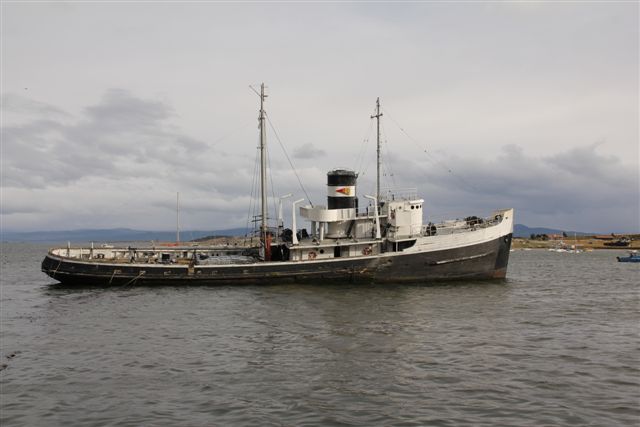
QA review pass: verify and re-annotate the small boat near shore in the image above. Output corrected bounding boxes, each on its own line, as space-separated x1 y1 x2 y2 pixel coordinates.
605 237 631 247
617 252 640 263
42 85 513 286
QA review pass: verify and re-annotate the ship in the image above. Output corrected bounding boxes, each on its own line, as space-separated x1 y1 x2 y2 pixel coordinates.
42 84 513 286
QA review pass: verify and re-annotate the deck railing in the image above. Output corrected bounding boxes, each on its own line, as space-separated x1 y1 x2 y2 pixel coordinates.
380 188 419 201
51 245 256 263
422 213 504 236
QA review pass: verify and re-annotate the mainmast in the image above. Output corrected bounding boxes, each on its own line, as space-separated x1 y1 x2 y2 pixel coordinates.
258 83 268 248
371 97 383 204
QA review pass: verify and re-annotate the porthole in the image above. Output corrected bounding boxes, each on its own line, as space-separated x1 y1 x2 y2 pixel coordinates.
319 249 325 254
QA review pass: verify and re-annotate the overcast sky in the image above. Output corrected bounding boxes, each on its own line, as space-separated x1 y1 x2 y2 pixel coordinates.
1 2 638 234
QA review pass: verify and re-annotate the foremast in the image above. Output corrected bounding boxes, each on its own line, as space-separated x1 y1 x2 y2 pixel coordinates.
251 83 272 260
258 84 268 254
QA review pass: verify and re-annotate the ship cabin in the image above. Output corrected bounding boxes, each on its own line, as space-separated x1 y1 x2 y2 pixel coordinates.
277 169 425 262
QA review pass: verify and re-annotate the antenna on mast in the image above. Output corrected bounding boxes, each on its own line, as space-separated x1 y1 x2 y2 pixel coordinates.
371 97 383 205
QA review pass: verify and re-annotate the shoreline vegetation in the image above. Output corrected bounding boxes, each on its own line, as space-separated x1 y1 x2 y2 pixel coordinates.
5 231 638 251
191 235 640 251
512 235 640 250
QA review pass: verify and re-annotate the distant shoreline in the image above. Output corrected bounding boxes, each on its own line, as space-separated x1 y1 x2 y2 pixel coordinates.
512 236 639 250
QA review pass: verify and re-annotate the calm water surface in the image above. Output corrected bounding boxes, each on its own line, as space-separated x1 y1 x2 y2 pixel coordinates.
1 243 638 426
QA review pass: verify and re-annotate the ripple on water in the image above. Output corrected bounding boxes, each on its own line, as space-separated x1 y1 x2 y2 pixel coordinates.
1 247 639 426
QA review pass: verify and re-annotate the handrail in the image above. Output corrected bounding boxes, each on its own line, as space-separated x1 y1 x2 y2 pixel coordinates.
380 187 419 201
421 214 504 236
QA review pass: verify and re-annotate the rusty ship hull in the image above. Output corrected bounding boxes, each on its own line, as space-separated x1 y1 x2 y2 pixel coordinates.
42 232 512 286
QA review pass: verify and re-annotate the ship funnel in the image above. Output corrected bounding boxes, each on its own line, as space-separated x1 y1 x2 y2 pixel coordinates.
327 169 357 210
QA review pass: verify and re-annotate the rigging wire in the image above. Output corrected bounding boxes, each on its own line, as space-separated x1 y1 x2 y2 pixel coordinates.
210 121 255 147
265 114 314 207
244 139 261 243
266 144 278 228
355 107 382 195
359 125 376 178
358 104 399 196
381 160 396 191
179 198 196 243
381 105 480 193
195 119 259 245
380 119 398 189
354 115 376 174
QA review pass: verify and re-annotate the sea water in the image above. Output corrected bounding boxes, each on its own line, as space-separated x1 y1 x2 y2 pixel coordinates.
1 243 638 426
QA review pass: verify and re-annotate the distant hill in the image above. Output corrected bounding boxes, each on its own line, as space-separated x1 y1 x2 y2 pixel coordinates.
513 224 591 238
0 227 248 243
2 224 594 242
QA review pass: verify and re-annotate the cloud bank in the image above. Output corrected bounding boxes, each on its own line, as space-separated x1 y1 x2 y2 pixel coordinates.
2 3 637 233
2 91 637 233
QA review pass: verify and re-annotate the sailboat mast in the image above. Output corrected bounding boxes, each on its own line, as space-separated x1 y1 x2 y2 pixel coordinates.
176 191 180 244
371 97 383 204
259 83 268 242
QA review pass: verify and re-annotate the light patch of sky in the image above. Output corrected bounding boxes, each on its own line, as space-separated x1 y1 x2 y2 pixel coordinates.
4 3 635 153
1 2 638 232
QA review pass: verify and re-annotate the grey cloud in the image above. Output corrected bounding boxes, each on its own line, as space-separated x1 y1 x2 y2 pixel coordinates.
293 143 326 159
2 92 637 233
84 89 173 131
1 90 272 231
2 3 637 233
387 144 638 232
0 200 45 215
1 90 224 190
546 142 619 180
2 93 71 119
2 135 637 233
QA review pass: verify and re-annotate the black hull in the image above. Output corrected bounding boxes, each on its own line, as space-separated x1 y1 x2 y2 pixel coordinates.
42 234 512 286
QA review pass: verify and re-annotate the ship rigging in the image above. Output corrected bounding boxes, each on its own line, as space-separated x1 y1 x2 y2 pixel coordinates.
42 84 514 285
